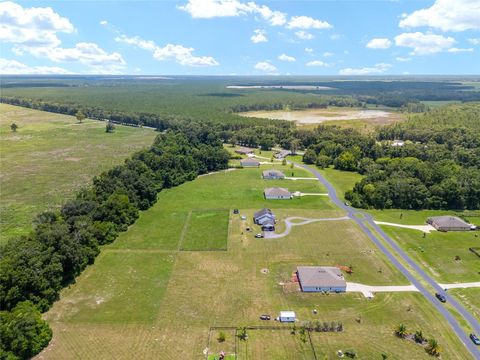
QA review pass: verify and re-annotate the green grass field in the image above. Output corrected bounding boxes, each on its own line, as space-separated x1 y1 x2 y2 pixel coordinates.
39 166 472 359
0 104 156 243
316 166 363 200
181 209 230 250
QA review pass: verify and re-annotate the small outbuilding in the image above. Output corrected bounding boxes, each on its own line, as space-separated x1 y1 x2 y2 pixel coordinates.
279 311 296 323
427 216 474 232
235 146 255 155
297 266 347 293
240 158 260 168
253 208 275 225
261 221 275 232
264 187 292 200
262 169 285 180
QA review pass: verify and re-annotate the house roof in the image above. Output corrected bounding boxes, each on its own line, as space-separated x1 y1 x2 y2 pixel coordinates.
280 311 296 318
263 169 285 177
428 216 471 228
297 266 346 288
240 158 260 165
236 146 255 154
275 150 292 158
254 208 274 219
264 187 291 197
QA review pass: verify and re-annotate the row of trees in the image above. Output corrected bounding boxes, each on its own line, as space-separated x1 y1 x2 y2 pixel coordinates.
0 129 229 358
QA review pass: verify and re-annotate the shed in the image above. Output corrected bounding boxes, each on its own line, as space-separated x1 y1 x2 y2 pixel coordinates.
279 311 296 322
235 146 255 155
262 169 285 180
253 208 275 225
264 187 292 200
427 216 474 232
240 158 260 168
297 266 347 293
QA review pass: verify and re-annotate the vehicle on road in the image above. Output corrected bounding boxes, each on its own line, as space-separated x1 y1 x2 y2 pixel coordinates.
470 333 480 345
255 233 264 238
435 293 447 303
260 315 271 320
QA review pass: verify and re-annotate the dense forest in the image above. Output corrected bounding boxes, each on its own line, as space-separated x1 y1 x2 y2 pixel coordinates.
0 129 229 359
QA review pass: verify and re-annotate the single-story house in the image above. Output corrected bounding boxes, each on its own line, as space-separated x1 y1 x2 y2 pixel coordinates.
427 216 474 231
391 140 405 147
297 266 347 293
264 187 292 200
253 208 275 225
262 169 285 180
240 158 260 167
235 146 255 155
279 311 296 323
274 150 292 159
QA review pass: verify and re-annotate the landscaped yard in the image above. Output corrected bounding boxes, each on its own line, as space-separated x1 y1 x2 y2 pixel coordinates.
38 167 472 359
0 104 156 243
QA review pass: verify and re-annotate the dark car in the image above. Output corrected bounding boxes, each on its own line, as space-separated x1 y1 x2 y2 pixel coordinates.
435 292 446 303
233 209 239 214
260 315 271 320
470 333 480 345
255 233 264 238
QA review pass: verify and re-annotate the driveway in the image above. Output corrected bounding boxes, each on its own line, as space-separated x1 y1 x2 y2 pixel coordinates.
375 221 437 233
264 216 350 239
346 282 419 298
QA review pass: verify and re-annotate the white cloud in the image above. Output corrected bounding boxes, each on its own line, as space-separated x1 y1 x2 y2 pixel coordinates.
399 0 480 32
468 38 480 45
394 32 456 55
366 38 392 49
278 54 295 62
323 52 334 57
116 34 218 67
295 31 314 40
305 47 313 53
330 34 342 40
254 61 277 72
447 47 474 53
26 42 126 73
0 58 72 74
395 56 412 62
178 0 287 26
306 60 328 67
100 20 108 25
339 63 392 75
287 15 332 29
0 1 74 48
251 29 267 43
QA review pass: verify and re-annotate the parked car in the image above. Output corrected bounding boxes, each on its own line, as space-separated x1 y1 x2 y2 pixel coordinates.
255 233 264 238
435 292 446 303
344 201 351 206
233 209 239 214
260 315 271 320
470 333 480 345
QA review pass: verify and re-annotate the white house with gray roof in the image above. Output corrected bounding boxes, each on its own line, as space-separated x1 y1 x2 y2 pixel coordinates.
427 216 475 231
297 266 347 293
264 187 292 200
262 169 285 180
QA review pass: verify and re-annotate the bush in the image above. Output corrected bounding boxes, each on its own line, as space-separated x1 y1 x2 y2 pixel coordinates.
217 331 226 342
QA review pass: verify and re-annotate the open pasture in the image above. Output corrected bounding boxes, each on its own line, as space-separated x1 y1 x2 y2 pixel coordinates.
0 104 156 242
181 209 230 251
38 166 471 359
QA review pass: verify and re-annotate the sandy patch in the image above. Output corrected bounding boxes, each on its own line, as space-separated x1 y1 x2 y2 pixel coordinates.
239 109 395 124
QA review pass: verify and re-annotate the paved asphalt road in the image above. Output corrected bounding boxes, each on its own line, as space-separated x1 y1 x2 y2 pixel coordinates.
296 162 480 359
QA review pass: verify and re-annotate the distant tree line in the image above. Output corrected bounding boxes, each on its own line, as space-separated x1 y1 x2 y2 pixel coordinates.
0 129 229 359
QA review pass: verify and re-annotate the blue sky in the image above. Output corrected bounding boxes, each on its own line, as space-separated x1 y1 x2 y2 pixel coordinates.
0 0 479 75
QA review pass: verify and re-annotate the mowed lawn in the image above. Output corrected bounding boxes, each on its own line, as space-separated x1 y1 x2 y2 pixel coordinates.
39 167 472 360
0 104 156 242
181 209 230 250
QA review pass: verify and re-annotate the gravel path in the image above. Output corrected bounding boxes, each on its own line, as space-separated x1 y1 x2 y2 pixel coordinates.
264 216 350 239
